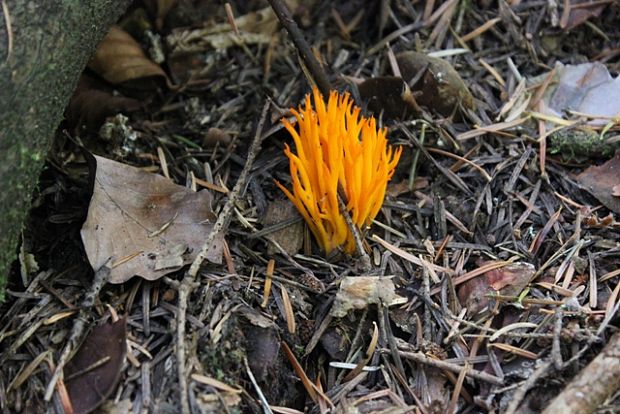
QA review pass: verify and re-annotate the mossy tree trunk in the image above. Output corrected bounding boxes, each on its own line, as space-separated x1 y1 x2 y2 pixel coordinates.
0 0 131 301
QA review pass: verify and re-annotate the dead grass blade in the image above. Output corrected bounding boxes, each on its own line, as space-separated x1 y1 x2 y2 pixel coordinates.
529 208 562 255
281 341 317 402
447 362 469 414
456 118 527 140
605 279 620 318
461 18 502 42
489 343 538 360
372 235 454 275
261 259 275 308
431 259 515 295
191 373 242 394
280 285 296 334
8 350 52 392
343 322 379 382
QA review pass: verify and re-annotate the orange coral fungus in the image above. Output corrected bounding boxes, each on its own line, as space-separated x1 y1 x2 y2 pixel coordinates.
276 88 402 254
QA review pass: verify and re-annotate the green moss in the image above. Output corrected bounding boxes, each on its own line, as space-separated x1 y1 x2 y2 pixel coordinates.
549 128 620 159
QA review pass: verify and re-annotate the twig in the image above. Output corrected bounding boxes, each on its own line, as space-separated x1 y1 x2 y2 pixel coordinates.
267 0 331 96
337 192 371 271
261 5 369 263
176 102 270 413
244 357 274 414
552 308 563 369
543 332 620 414
505 359 553 414
1 0 13 62
44 263 111 401
393 349 504 385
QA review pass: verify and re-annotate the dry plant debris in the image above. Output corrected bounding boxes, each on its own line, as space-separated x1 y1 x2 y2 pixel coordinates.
1 0 620 413
81 154 223 283
64 315 127 414
88 25 170 87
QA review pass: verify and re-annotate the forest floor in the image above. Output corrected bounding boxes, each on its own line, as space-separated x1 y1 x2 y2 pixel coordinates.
1 0 620 413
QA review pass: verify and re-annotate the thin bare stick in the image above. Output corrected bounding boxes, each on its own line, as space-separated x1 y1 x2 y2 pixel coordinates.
44 264 110 401
337 191 371 271
505 359 553 414
267 0 331 96
393 350 504 385
176 102 270 413
543 332 620 414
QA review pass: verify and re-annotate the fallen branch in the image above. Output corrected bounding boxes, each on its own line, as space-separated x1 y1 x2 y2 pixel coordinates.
267 0 331 97
391 349 504 386
542 332 620 414
175 102 270 414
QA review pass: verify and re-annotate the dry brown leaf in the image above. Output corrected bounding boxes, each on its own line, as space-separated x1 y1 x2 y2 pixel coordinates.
331 276 407 318
264 200 303 256
65 317 127 414
542 62 620 127
458 262 534 315
358 76 418 120
396 51 475 117
65 74 141 133
81 154 223 283
576 153 620 214
560 1 611 30
88 25 169 87
155 0 178 30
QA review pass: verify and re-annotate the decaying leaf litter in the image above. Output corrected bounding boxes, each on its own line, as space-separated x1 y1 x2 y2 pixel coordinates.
1 0 620 412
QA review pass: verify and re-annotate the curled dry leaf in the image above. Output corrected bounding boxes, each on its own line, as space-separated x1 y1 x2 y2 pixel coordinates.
64 317 127 414
458 262 535 316
331 276 407 318
81 154 223 283
88 25 170 88
358 76 418 120
396 51 475 117
65 74 141 133
576 153 620 214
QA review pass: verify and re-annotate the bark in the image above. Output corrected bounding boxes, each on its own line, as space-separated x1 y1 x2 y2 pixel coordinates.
0 0 131 301
542 333 620 414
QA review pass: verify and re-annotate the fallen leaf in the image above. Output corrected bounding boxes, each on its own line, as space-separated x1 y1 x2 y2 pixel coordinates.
245 325 280 381
331 276 407 318
386 178 428 198
263 200 303 256
65 317 127 414
542 62 620 127
561 1 611 30
154 0 178 30
81 154 223 283
358 76 417 119
576 153 620 214
65 74 141 133
458 262 535 315
89 25 170 88
203 127 233 148
396 51 475 117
